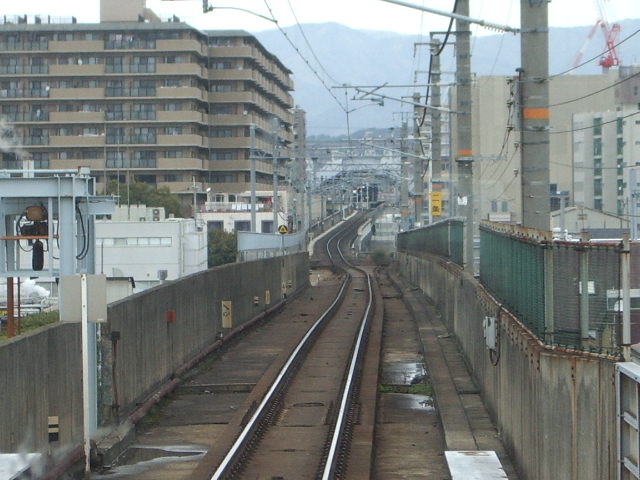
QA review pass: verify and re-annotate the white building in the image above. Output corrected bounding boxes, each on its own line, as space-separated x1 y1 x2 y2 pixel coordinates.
95 205 207 291
573 106 640 229
461 71 619 224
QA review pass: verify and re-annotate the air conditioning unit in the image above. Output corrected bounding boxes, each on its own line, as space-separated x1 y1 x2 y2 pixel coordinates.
152 216 160 222
152 208 160 215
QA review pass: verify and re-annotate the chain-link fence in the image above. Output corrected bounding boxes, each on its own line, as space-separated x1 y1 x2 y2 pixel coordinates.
480 223 625 355
399 219 633 356
397 218 464 266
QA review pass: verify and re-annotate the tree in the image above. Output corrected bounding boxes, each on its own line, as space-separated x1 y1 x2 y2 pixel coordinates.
104 180 182 217
208 230 237 267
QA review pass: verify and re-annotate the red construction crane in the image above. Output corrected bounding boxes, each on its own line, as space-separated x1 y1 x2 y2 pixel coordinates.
572 0 621 71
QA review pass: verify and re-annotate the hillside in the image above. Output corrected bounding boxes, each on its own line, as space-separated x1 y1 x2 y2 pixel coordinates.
254 20 640 135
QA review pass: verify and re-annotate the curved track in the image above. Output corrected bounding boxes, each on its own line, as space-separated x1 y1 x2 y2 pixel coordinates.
207 216 375 479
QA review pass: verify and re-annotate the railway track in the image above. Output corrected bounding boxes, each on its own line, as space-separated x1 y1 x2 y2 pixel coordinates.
202 216 375 479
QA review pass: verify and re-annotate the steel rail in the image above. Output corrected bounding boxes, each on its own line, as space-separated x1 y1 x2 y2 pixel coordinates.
320 221 375 479
210 223 355 480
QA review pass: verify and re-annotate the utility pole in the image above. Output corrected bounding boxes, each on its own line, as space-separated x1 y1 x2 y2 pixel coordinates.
250 124 257 232
430 38 442 219
400 121 410 229
519 0 550 230
413 92 424 227
271 117 279 230
455 0 475 270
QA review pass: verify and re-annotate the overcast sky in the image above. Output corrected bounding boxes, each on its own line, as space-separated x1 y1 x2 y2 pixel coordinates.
3 0 640 35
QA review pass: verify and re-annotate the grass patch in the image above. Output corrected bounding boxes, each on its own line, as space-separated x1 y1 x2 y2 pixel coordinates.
379 382 434 396
0 310 59 339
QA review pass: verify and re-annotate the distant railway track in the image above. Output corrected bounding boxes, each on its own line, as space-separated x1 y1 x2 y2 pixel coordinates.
206 217 375 479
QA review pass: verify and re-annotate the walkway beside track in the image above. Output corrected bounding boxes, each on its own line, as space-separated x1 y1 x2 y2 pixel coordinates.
389 269 518 478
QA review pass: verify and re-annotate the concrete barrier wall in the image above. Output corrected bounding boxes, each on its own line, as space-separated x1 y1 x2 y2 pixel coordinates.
0 253 308 454
398 251 617 480
0 323 82 453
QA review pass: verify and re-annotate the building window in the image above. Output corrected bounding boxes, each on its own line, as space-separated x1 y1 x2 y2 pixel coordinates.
261 220 274 233
211 151 234 160
593 117 602 136
164 79 182 87
234 220 251 231
165 150 184 158
501 201 508 212
617 137 624 156
211 128 233 137
164 103 182 111
594 198 603 211
207 221 224 231
594 178 602 197
490 200 497 212
618 179 625 195
165 127 182 135
593 138 602 156
163 174 183 182
617 117 624 135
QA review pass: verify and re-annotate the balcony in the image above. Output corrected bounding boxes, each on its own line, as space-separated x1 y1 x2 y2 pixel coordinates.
157 86 203 100
49 64 103 76
49 40 103 52
157 134 203 146
157 157 205 170
0 41 48 51
209 69 254 81
157 110 205 123
105 39 156 50
50 87 104 99
156 63 204 76
50 135 104 147
50 111 104 123
156 39 204 53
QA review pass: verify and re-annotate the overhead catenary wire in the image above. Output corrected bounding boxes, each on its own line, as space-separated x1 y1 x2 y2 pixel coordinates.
284 0 340 85
550 110 640 135
262 0 347 113
550 28 640 78
548 69 640 108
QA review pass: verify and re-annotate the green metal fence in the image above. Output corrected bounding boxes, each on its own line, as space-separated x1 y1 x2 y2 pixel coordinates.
479 223 623 355
399 219 628 356
396 219 464 266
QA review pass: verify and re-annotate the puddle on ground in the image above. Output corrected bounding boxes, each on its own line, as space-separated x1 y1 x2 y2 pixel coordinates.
385 393 436 411
93 445 207 478
381 361 427 385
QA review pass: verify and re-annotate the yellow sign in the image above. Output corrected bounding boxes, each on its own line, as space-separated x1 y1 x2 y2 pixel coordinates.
431 192 442 217
221 301 233 328
278 224 288 234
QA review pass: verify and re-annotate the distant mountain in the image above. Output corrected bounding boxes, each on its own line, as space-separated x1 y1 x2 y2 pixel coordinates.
254 20 640 136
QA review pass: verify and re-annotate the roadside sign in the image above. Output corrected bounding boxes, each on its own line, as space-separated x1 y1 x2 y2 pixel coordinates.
431 191 442 217
278 224 288 234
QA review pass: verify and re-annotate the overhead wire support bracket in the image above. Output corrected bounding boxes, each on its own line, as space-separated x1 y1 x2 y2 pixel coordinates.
378 0 520 34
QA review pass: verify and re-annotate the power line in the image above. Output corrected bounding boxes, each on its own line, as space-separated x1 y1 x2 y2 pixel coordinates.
549 70 640 108
550 110 640 135
550 28 640 78
262 0 347 113
284 0 339 85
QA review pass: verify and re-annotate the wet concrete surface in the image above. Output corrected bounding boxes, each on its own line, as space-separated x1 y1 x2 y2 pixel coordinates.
374 271 451 480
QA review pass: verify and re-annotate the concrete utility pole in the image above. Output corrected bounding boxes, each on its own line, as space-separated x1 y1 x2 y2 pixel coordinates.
455 0 475 270
400 121 410 229
430 38 442 218
271 117 279 230
413 92 424 227
519 0 550 230
250 124 257 232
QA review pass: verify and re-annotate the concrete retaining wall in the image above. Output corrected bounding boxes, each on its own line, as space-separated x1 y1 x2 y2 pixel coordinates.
398 251 617 480
0 253 308 455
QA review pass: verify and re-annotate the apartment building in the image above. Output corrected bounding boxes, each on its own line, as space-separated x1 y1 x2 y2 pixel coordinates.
573 106 640 223
0 2 294 211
